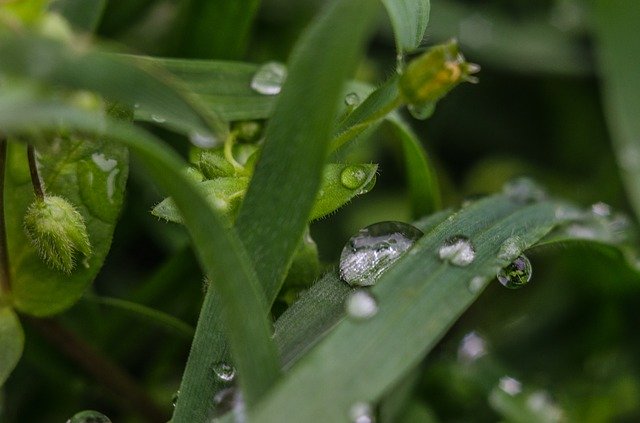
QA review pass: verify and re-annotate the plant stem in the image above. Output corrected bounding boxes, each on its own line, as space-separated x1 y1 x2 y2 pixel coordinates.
27 317 170 423
27 144 45 199
0 136 10 295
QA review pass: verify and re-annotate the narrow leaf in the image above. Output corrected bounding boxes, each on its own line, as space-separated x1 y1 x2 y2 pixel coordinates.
0 306 23 387
381 0 430 53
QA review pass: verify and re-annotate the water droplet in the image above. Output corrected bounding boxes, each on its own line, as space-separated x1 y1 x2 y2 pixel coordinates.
458 331 487 362
497 255 532 289
66 410 112 423
345 92 360 107
591 201 612 217
503 177 546 203
468 276 486 294
250 62 287 95
212 388 246 422
339 221 424 286
346 290 378 320
171 390 180 407
91 153 117 173
407 102 435 120
341 165 369 189
498 376 522 396
77 155 122 221
151 114 166 123
497 235 525 262
189 130 219 149
349 401 375 423
438 235 476 266
213 362 236 382
554 205 582 221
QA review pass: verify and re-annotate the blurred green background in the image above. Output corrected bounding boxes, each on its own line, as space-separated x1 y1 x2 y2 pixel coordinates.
4 0 640 421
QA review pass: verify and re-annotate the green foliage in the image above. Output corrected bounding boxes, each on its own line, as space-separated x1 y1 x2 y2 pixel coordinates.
0 307 22 387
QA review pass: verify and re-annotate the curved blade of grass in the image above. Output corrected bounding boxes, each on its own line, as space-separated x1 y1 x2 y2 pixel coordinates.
381 0 430 54
235 0 379 305
0 306 23 387
593 1 640 224
252 195 568 422
0 97 280 409
0 33 228 142
49 0 106 32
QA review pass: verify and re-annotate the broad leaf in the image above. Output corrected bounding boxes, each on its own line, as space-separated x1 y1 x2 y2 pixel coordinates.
0 306 23 387
381 0 430 54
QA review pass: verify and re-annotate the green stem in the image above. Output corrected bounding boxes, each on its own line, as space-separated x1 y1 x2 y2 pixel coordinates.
0 136 10 295
27 144 45 199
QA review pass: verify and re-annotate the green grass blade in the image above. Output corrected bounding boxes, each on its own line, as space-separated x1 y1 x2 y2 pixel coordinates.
0 98 280 410
381 0 430 53
49 0 107 32
235 0 379 305
593 1 640 223
0 306 23 387
253 195 563 421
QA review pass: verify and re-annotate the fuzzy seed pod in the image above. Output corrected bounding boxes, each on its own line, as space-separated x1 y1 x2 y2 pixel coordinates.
23 196 92 274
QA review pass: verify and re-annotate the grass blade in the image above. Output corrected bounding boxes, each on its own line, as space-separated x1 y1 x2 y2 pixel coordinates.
235 0 379 305
593 0 640 223
381 0 430 54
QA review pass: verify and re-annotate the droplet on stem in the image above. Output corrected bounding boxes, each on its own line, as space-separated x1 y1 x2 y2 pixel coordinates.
250 62 287 95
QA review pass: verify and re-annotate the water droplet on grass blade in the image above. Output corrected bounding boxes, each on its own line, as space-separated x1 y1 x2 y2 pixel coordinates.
591 201 612 217
407 102 435 120
189 130 218 149
339 222 424 286
438 236 476 266
345 92 361 107
503 177 546 203
349 402 375 423
67 410 111 423
346 290 378 320
251 62 287 95
468 276 486 294
497 255 532 289
497 236 525 261
213 362 236 382
340 165 369 189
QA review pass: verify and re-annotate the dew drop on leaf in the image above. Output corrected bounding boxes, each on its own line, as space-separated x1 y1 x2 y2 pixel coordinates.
497 254 532 289
345 290 378 320
468 275 486 294
591 201 612 217
66 410 112 423
213 361 236 382
189 130 219 149
438 235 476 266
340 165 369 190
407 102 435 120
344 92 360 107
339 221 424 286
349 401 374 423
497 235 525 261
502 177 546 203
250 62 287 95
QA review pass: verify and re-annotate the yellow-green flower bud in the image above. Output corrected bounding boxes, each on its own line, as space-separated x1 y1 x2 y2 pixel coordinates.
198 151 235 179
399 39 480 107
24 196 92 274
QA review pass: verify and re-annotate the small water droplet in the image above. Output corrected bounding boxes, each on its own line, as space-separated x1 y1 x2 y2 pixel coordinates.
250 62 287 95
438 235 476 266
497 255 532 289
346 290 378 320
497 235 525 261
345 92 360 107
503 177 546 203
591 201 612 217
468 276 486 294
151 114 166 123
407 102 435 120
213 362 236 382
349 401 375 423
554 205 582 221
189 130 219 149
341 165 369 189
498 376 522 396
458 331 487 362
339 222 424 286
171 390 180 407
66 410 112 423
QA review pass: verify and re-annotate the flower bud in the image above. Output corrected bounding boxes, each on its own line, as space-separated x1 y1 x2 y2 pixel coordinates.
24 196 92 274
198 151 236 179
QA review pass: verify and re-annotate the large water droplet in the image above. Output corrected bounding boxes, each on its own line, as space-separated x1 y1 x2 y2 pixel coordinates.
349 401 375 423
345 92 361 107
213 362 236 382
503 177 546 203
339 221 424 286
250 62 287 95
497 235 525 261
66 410 112 423
189 130 219 149
346 290 378 320
458 331 487 362
407 102 435 120
341 165 369 190
438 236 476 266
591 201 612 217
498 376 522 396
497 255 532 289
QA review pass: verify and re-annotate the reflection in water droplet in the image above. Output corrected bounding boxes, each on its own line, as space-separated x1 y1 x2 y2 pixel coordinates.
189 131 219 149
339 222 424 286
498 376 522 396
345 92 360 107
591 201 612 217
497 255 532 289
66 410 112 423
497 235 525 261
213 362 236 382
438 236 476 266
346 290 378 320
151 114 166 123
458 331 487 362
340 165 369 190
349 401 374 423
503 177 546 204
407 102 435 120
468 276 486 294
251 62 287 95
